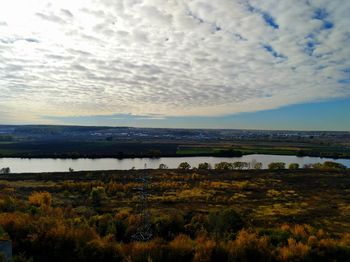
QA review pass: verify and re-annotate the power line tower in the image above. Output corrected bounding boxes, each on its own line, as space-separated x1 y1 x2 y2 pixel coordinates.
132 164 152 242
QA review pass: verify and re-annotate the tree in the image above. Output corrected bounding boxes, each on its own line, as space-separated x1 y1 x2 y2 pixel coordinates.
198 162 211 170
0 167 10 175
159 164 168 169
311 163 323 169
268 162 286 170
69 167 74 172
233 162 248 170
90 187 107 207
214 162 233 170
178 162 191 170
250 159 263 170
321 161 346 170
253 162 263 170
288 163 299 169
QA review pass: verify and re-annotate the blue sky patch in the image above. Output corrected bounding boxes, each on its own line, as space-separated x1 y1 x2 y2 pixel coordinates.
262 12 279 29
313 8 328 20
262 44 286 59
247 4 279 29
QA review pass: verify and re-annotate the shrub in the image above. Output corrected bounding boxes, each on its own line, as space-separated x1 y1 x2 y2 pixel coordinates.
159 164 168 169
168 234 193 260
90 187 107 207
268 162 286 170
253 162 263 170
123 239 165 262
207 208 244 239
198 163 211 170
226 229 272 261
278 238 310 261
28 191 52 208
233 162 248 170
178 162 191 170
214 162 233 170
193 234 215 262
288 163 299 169
322 161 346 170
0 196 17 212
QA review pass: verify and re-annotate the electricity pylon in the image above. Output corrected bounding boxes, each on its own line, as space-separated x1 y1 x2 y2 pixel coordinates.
131 164 152 242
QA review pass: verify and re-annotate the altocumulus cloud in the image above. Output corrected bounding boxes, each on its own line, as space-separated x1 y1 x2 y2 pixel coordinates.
0 0 349 123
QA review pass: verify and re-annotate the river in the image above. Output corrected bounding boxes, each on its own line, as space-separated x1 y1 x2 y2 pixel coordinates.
0 154 349 173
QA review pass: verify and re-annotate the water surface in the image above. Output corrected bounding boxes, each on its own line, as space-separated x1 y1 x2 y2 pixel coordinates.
0 154 349 173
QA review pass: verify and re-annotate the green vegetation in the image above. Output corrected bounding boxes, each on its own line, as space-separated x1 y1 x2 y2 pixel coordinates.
178 162 191 170
0 168 350 261
198 162 212 170
288 163 299 169
268 162 286 170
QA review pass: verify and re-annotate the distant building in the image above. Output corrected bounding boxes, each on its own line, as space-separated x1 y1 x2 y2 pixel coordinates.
0 240 12 262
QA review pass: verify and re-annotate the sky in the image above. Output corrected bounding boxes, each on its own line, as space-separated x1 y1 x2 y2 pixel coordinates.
0 0 349 130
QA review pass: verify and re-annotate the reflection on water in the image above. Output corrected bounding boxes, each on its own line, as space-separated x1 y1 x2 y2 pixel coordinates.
0 154 349 173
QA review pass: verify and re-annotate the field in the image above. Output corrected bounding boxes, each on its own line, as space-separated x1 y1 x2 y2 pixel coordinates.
1 139 350 159
1 168 350 261
1 125 350 159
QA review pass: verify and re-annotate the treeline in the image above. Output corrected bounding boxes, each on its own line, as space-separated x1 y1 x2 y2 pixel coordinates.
171 161 347 171
296 150 350 159
1 192 350 261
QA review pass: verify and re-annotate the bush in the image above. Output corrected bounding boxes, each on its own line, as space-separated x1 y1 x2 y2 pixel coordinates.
207 208 244 239
226 229 272 261
0 196 17 212
288 163 299 169
178 162 191 170
233 162 248 170
278 238 310 261
322 161 346 170
168 234 193 261
268 162 286 170
198 163 211 170
252 162 263 170
28 192 52 208
90 187 107 207
158 164 168 169
214 162 233 170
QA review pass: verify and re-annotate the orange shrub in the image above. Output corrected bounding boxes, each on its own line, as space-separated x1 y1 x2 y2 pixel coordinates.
169 234 193 260
123 239 165 262
28 191 52 208
193 234 216 262
278 238 310 261
226 229 271 261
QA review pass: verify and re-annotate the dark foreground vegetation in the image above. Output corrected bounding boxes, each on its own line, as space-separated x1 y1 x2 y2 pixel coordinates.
1 168 350 261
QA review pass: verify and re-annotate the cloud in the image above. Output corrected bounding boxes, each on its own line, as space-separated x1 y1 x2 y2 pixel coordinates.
61 9 74 18
0 0 349 124
36 12 67 24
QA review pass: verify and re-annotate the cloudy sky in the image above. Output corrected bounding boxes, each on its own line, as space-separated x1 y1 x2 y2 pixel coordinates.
0 0 349 130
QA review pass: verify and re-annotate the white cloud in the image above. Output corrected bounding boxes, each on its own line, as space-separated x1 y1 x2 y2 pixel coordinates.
0 0 349 123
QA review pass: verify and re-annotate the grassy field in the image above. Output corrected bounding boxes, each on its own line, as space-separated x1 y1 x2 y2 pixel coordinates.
1 138 350 158
1 168 350 261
